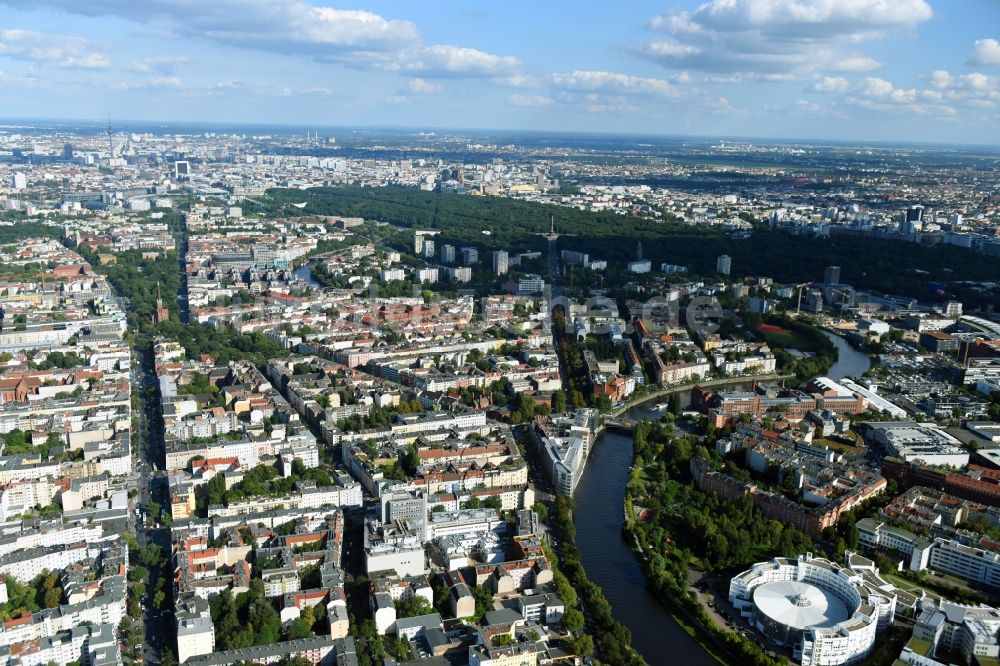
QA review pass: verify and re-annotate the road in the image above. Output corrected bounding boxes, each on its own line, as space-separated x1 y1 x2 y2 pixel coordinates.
173 214 191 324
133 342 174 664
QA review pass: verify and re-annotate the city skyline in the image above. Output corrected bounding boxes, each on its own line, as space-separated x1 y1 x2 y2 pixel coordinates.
0 0 999 145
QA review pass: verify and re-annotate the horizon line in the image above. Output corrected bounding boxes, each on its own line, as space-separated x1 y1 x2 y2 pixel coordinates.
1 115 999 152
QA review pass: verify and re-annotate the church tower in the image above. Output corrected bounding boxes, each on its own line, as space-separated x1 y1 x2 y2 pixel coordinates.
152 283 170 325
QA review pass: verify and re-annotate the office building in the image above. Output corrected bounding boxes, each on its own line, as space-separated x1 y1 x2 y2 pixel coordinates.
415 267 438 284
176 593 215 663
912 600 1000 665
627 260 651 274
729 554 894 665
460 247 479 265
824 265 841 285
492 250 508 276
943 301 963 318
530 410 599 496
517 274 544 295
865 422 969 468
381 489 428 541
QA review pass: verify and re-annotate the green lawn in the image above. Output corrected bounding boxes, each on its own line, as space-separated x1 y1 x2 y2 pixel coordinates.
759 327 821 353
905 636 934 657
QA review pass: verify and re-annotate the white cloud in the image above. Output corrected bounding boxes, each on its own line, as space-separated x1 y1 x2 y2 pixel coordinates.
3 1 421 54
544 69 740 117
842 73 984 117
501 73 541 88
860 77 895 97
848 95 956 117
148 75 181 88
831 56 882 72
793 98 846 118
928 70 998 93
0 29 110 68
132 56 188 74
407 78 441 94
637 0 931 78
812 76 849 93
2 1 521 80
925 69 999 107
508 93 552 107
551 70 681 97
969 38 1000 67
207 79 243 91
399 45 519 78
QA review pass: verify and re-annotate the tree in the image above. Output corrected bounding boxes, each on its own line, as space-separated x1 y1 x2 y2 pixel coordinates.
470 585 493 623
283 617 312 640
282 658 313 666
562 608 585 633
551 390 567 413
667 391 682 416
393 637 414 661
396 594 433 619
552 570 577 608
43 587 62 609
569 633 595 657
160 649 178 666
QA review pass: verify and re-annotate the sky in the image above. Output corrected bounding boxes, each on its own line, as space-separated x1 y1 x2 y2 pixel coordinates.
0 0 999 144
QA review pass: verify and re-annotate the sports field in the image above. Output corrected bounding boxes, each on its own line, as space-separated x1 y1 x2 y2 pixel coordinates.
758 323 811 350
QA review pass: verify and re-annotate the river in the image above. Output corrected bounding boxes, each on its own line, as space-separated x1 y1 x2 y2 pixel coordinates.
573 429 720 666
822 331 871 380
294 263 319 287
573 336 871 665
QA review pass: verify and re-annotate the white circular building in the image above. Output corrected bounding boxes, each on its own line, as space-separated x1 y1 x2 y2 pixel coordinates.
729 554 896 665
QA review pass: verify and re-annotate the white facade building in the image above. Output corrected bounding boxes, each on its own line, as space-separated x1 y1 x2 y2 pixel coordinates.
730 554 894 666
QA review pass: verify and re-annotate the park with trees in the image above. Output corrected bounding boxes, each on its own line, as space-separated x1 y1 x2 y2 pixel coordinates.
251 185 1000 309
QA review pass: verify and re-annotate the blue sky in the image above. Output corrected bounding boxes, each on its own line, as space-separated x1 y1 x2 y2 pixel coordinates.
0 0 999 144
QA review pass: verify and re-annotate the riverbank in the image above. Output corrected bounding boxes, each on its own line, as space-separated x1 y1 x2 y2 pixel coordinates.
619 417 808 666
573 430 718 666
625 520 731 666
610 372 792 418
515 425 648 666
549 495 648 666
821 330 873 380
611 338 873 665
623 510 780 666
572 338 873 666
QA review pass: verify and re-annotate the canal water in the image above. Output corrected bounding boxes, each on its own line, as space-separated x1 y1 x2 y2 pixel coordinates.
573 334 871 665
294 263 319 287
573 429 720 666
822 331 872 380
